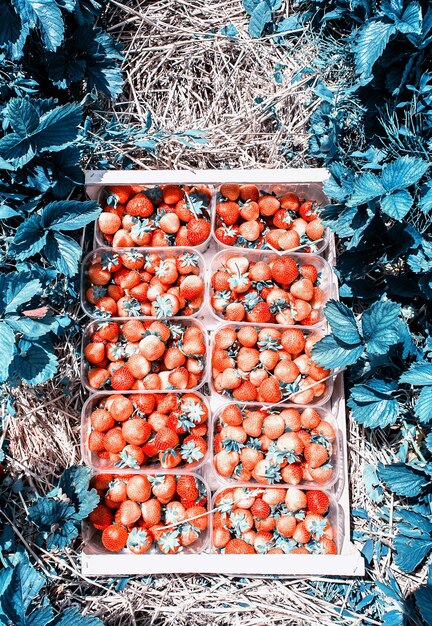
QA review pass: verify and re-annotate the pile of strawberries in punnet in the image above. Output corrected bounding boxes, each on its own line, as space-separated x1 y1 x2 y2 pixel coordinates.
213 404 336 485
211 326 330 404
84 320 206 391
210 254 325 324
212 487 336 554
214 184 324 250
85 249 205 318
87 392 208 470
88 474 208 553
97 184 212 247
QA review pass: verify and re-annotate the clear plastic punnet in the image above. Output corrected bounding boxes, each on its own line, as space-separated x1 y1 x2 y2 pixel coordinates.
209 322 334 407
81 246 207 320
81 390 211 473
83 472 211 555
208 248 334 327
210 485 342 554
211 403 342 490
81 317 209 394
212 181 330 254
94 183 214 253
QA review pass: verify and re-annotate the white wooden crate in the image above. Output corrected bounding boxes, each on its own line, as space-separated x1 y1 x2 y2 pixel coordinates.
82 169 364 577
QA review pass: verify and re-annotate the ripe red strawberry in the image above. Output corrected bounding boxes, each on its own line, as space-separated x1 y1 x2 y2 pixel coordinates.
237 347 260 372
95 296 118 316
90 408 115 432
175 199 195 222
153 427 179 451
279 192 300 211
84 343 106 365
318 538 337 554
281 464 304 485
185 505 208 531
132 394 156 414
177 475 199 501
126 475 151 502
238 220 260 242
211 271 230 291
290 278 314 301
306 490 329 515
232 381 257 402
126 194 154 217
162 184 184 204
300 408 321 429
88 431 105 452
182 329 206 356
278 230 301 251
102 524 128 552
220 404 243 426
105 395 134 422
313 420 336 443
212 349 234 372
220 183 240 201
98 322 120 342
182 434 207 457
308 362 330 381
216 201 240 226
127 528 153 554
187 218 211 245
263 414 285 439
239 184 259 202
156 393 178 414
180 275 204 300
299 201 318 222
99 213 121 235
129 283 149 303
271 257 298 284
300 264 318 283
175 225 190 246
220 368 241 390
103 428 126 454
259 377 281 403
215 225 238 246
281 328 306 354
225 302 245 321
115 500 142 526
306 219 324 240
292 522 311 544
163 347 186 370
119 270 141 290
246 301 271 323
214 327 237 349
251 498 271 519
225 538 255 554
111 367 135 390
240 201 260 221
108 185 131 205
258 195 280 216
88 263 111 285
151 229 169 246
168 367 189 389
304 442 329 468
88 367 110 389
276 515 297 537
122 419 152 445
273 209 292 230
141 499 162 527
89 504 113 530
122 250 144 270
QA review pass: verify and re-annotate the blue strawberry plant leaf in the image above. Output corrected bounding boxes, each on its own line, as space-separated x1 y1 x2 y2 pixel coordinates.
348 379 399 428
